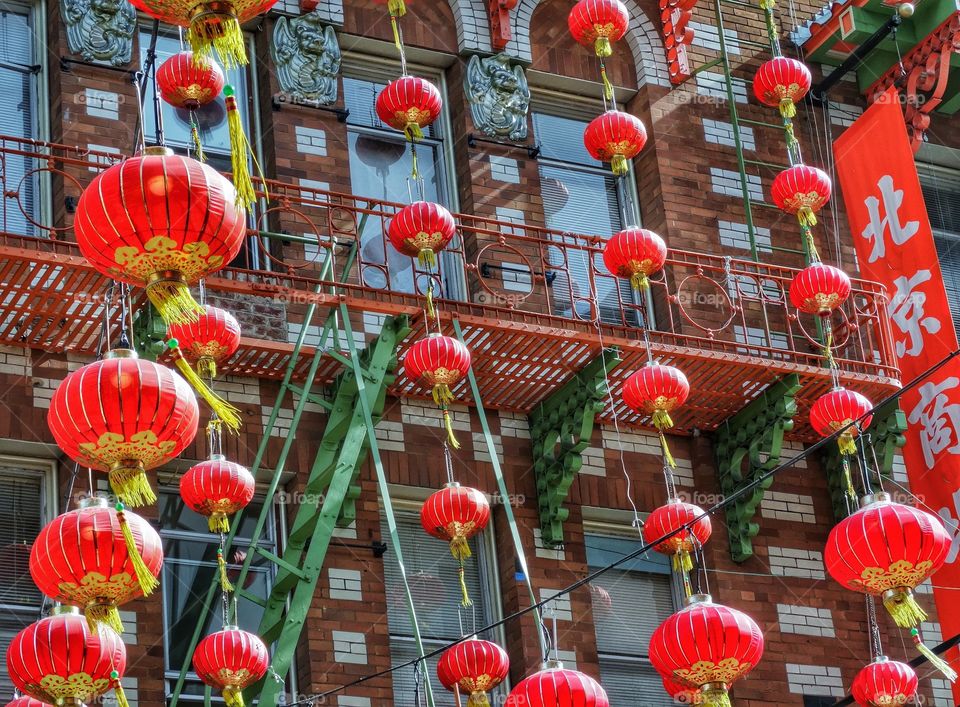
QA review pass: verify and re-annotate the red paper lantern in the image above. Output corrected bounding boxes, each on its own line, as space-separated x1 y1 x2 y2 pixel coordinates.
404 334 472 447
622 362 689 430
6 607 127 706
643 499 712 572
375 76 443 141
193 627 269 707
180 457 256 532
602 227 667 291
5 698 51 707
789 262 851 316
851 658 918 707
156 51 224 109
47 349 199 507
649 594 764 706
504 662 609 707
168 305 242 379
662 676 703 705
753 57 812 118
567 0 630 57
809 387 872 455
583 110 647 176
388 201 457 268
30 496 163 634
437 637 510 707
74 147 246 325
771 165 831 228
421 483 490 561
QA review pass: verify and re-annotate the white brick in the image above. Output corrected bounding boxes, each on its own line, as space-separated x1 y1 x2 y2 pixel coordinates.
710 168 763 201
534 527 566 561
762 491 816 524
555 649 577 670
329 568 363 601
579 446 606 477
375 419 405 452
776 604 835 638
828 101 863 127
85 89 120 120
295 125 327 156
332 630 367 664
299 177 332 194
338 698 372 707
689 22 741 54
401 400 471 432
695 71 748 103
119 609 138 645
495 206 525 236
768 547 825 580
498 411 530 439
786 664 844 697
473 432 503 464
718 220 772 253
703 117 755 151
86 143 122 172
333 520 358 539
489 155 520 184
931 678 954 706
540 588 572 621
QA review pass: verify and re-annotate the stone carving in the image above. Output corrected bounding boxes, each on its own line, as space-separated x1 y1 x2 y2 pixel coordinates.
465 53 530 141
272 12 341 105
62 0 136 67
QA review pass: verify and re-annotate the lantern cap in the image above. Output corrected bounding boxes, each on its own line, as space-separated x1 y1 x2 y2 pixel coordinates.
79 494 111 509
870 655 891 664
541 659 564 670
209 453 227 461
860 491 892 507
105 348 138 360
141 145 175 157
685 592 712 606
444 481 461 489
51 604 80 616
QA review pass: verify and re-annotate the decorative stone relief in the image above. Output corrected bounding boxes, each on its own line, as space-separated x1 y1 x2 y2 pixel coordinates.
272 12 341 105
62 0 136 67
465 53 530 141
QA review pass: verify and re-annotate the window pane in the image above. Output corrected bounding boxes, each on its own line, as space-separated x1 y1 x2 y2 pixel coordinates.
533 112 599 166
598 655 672 707
919 165 960 338
0 9 34 236
0 468 44 607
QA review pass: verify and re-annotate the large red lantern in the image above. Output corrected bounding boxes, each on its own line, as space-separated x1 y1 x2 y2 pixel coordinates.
622 362 689 430
156 51 224 109
504 662 609 707
403 333 472 446
809 387 873 455
47 349 199 507
662 676 702 705
30 496 163 634
168 305 242 379
825 493 955 678
388 201 457 268
74 147 246 326
6 607 128 706
643 499 712 572
567 0 630 57
437 637 510 707
180 457 256 533
851 658 918 706
602 227 667 291
649 594 764 707
375 76 443 142
583 110 647 176
789 262 851 316
771 165 832 228
752 57 812 118
193 627 269 707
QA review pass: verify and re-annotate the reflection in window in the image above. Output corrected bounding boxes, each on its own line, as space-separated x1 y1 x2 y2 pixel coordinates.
0 7 37 236
920 164 960 338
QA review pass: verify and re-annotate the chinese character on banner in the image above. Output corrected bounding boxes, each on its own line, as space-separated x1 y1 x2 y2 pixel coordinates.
835 87 960 695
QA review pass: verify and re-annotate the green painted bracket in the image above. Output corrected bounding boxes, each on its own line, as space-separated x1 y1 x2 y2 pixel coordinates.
131 301 167 360
820 399 907 520
529 348 621 547
713 374 801 563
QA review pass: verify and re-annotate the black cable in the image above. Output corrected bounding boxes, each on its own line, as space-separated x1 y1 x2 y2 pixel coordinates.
280 347 960 706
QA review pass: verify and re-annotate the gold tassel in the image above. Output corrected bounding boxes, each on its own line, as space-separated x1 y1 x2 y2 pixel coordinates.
390 14 403 52
449 535 472 562
85 603 125 635
798 206 818 228
912 628 958 681
225 90 255 210
785 121 798 150
779 98 797 118
458 564 473 607
209 512 231 534
594 36 613 57
467 691 491 707
146 277 205 325
188 16 247 70
191 119 206 163
109 463 157 508
673 550 693 573
884 590 927 628
418 248 437 269
801 224 821 262
111 671 131 707
758 0 775 8
630 271 649 291
388 0 406 16
223 686 246 707
432 383 454 407
652 409 674 430
600 64 614 101
410 144 420 180
837 433 857 456
198 357 217 380
611 154 628 176
426 286 436 320
117 504 159 596
405 122 424 142
443 408 461 449
660 432 677 469
218 548 235 592
168 340 243 432
701 686 732 707
841 458 856 501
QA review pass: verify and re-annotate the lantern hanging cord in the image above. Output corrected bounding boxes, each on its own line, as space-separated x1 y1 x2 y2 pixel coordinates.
283 348 960 706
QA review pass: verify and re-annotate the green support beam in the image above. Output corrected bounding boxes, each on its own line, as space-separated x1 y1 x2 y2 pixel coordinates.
131 301 167 360
529 348 622 547
713 374 801 563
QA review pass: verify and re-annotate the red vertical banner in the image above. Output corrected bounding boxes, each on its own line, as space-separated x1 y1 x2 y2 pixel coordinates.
835 88 960 690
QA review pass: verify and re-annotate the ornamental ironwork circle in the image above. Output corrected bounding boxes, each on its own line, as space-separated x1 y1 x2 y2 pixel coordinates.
473 239 536 309
793 307 853 352
255 203 329 272
21 166 83 235
672 273 736 336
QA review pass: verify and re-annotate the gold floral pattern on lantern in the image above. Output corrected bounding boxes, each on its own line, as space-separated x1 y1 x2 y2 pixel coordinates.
440 520 478 542
34 673 112 701
782 190 829 213
421 366 464 387
855 560 935 593
406 230 446 251
114 236 225 282
675 657 752 686
57 572 141 605
77 431 177 469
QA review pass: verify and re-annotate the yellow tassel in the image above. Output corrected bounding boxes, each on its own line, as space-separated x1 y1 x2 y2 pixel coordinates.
450 535 472 562
443 408 461 449
169 341 243 433
85 603 125 636
188 16 247 70
225 95 255 210
652 409 674 430
147 277 205 326
701 686 732 707
458 564 473 607
467 691 490 707
223 687 246 707
673 550 693 573
785 121 798 150
600 65 614 101
390 14 403 52
191 121 206 163
779 98 797 118
410 144 420 180
109 463 157 508
111 671 130 707
209 512 231 534
842 458 856 501
218 549 235 592
884 590 927 628
798 206 818 228
405 122 424 142
912 629 958 681
611 154 628 176
198 357 217 380
759 0 775 8
425 286 436 320
418 248 437 269
433 384 454 407
117 505 159 596
630 272 649 291
660 432 677 469
837 433 857 456
594 36 613 57
388 0 406 16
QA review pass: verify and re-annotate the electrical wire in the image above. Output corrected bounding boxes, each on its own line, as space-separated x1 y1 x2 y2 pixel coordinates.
280 346 960 706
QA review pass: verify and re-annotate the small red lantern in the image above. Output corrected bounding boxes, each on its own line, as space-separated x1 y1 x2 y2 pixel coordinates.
74 147 247 326
388 201 457 268
30 496 163 634
622 362 689 430
421 484 490 561
193 627 270 707
567 0 630 57
649 594 764 706
583 110 647 176
789 262 851 316
47 349 199 507
505 662 609 707
437 637 510 707
662 676 703 705
753 57 812 118
180 457 256 533
6 607 128 706
809 387 872 455
771 165 832 228
375 76 443 142
404 333 472 447
643 499 712 572
168 305 242 379
602 227 667 291
156 51 224 109
851 658 918 707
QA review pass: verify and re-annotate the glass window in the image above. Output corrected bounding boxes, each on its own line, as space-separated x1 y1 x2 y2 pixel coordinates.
159 489 276 703
382 509 502 705
586 532 675 706
919 164 960 337
532 111 634 324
